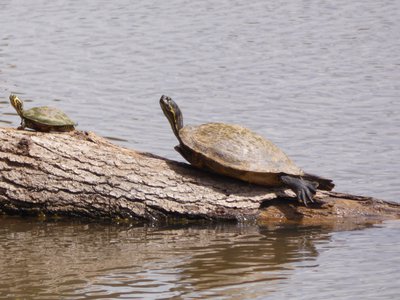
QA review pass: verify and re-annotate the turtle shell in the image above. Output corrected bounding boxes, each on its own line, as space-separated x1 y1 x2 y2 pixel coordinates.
178 123 304 186
23 106 75 127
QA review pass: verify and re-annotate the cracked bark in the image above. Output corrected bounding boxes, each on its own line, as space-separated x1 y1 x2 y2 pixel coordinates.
0 127 399 225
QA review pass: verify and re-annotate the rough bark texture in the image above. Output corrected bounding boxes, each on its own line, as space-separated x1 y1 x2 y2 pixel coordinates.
0 127 399 225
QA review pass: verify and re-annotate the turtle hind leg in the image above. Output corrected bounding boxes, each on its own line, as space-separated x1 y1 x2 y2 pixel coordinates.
280 175 318 206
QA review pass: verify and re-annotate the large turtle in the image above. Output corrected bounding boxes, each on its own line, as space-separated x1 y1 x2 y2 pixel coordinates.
160 95 334 206
10 94 75 132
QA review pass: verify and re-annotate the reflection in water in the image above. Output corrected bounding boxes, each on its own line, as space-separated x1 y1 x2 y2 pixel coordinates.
176 225 329 299
0 216 338 299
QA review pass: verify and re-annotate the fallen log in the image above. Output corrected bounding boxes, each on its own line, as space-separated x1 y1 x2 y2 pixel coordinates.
0 127 399 225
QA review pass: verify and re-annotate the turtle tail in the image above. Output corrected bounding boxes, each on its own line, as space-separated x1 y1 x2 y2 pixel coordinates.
302 173 335 191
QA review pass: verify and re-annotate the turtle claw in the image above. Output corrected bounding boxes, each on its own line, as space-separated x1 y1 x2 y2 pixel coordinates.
298 190 308 206
298 189 315 206
280 175 318 206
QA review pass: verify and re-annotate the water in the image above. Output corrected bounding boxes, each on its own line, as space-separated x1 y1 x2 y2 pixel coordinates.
0 0 399 299
1 216 399 300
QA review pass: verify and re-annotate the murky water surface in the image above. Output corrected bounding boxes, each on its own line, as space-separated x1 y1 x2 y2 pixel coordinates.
1 217 400 300
0 0 399 299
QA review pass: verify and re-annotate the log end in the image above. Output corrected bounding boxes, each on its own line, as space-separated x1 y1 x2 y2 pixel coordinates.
258 191 400 228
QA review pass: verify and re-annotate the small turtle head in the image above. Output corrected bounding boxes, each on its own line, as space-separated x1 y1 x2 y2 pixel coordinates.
159 95 183 139
9 94 24 116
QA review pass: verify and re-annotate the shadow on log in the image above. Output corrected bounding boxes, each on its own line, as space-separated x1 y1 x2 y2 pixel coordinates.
0 127 399 226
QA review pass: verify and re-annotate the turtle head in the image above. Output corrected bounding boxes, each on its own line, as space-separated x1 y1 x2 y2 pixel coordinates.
160 95 183 139
9 94 24 116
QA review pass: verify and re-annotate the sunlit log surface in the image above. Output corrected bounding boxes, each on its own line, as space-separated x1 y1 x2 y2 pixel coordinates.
0 127 399 224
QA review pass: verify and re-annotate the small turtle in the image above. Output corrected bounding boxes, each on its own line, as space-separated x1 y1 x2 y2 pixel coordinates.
160 95 334 206
9 94 75 132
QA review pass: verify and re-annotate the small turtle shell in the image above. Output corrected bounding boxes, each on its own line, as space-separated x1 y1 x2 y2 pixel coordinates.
23 106 75 126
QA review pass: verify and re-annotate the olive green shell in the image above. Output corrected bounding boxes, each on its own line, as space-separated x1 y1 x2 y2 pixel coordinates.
23 106 75 127
178 123 304 186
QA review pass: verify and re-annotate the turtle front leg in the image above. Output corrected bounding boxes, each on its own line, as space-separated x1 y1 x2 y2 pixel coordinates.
17 118 26 130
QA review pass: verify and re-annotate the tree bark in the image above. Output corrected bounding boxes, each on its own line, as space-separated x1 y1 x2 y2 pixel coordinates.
0 127 399 225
